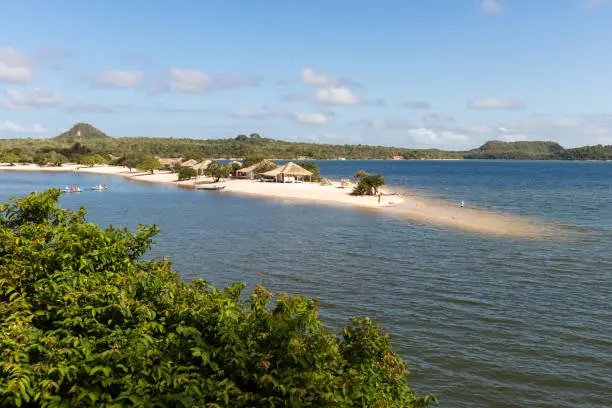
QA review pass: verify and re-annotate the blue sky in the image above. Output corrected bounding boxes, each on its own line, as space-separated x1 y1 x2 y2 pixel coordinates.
1 0 612 149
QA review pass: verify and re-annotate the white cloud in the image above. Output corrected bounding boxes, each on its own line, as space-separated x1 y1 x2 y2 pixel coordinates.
92 69 142 88
481 0 505 14
3 88 63 109
169 68 209 93
0 47 35 83
314 87 363 105
168 68 261 93
301 68 336 86
408 127 469 145
294 112 330 125
0 120 47 133
468 98 524 110
490 114 612 147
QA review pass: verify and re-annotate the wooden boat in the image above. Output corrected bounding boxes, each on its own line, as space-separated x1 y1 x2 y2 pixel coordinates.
198 185 226 191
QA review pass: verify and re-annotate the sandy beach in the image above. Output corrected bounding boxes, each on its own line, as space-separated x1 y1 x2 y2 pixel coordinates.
0 163 553 238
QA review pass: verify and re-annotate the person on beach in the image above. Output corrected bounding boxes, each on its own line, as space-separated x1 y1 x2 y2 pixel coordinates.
378 191 382 204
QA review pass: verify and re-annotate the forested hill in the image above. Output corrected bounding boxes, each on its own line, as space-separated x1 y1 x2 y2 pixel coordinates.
465 141 565 159
54 123 110 142
466 140 612 160
1 123 611 161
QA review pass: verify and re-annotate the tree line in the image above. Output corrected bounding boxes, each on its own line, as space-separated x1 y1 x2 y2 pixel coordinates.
1 123 611 162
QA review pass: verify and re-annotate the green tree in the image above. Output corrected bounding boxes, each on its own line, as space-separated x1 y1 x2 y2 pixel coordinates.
297 161 320 181
254 160 278 175
177 166 197 180
235 134 249 141
0 151 20 165
352 172 385 196
118 155 140 172
137 156 162 174
354 169 367 180
230 162 242 174
205 160 232 182
242 156 266 167
33 152 68 166
80 153 106 167
249 133 261 139
0 190 435 407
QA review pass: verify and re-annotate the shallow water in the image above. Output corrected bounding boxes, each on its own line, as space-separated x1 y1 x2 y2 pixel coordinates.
0 160 611 408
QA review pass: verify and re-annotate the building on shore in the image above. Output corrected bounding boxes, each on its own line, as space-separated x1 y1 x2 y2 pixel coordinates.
261 161 313 183
234 159 276 179
158 158 183 169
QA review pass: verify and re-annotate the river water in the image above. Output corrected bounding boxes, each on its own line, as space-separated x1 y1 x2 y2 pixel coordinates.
0 160 610 408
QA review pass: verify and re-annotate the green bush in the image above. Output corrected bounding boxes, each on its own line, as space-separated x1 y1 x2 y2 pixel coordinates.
177 166 197 181
351 172 385 196
297 161 320 181
79 154 107 167
0 152 20 165
136 157 162 174
33 152 68 167
204 161 232 182
0 190 435 407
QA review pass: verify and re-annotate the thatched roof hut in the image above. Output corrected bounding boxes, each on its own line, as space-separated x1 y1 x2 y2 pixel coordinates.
191 160 212 175
235 159 277 179
261 161 312 183
182 159 198 167
158 158 183 167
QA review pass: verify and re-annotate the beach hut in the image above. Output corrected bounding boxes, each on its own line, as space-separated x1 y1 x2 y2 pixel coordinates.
158 157 183 169
235 159 276 179
192 160 212 175
261 161 313 183
182 159 198 168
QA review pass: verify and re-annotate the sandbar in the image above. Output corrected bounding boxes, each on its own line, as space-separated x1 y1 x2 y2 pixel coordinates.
0 163 557 238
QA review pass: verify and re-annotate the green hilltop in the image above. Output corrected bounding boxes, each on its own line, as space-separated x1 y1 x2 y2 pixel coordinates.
53 123 111 142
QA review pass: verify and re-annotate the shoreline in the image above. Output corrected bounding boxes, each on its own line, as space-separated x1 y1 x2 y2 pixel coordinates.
0 163 557 238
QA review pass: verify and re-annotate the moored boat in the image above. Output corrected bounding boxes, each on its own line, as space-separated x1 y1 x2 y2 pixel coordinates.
63 186 81 193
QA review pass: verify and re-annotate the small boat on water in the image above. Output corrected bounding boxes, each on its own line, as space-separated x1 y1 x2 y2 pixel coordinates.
63 186 81 193
91 184 109 191
198 185 226 191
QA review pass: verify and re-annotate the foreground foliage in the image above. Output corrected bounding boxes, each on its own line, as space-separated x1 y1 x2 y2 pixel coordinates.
0 190 435 407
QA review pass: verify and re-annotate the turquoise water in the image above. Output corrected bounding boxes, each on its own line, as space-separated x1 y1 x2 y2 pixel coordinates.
1 161 610 408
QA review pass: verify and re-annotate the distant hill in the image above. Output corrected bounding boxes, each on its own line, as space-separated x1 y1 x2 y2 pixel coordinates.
465 141 565 159
53 123 111 142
